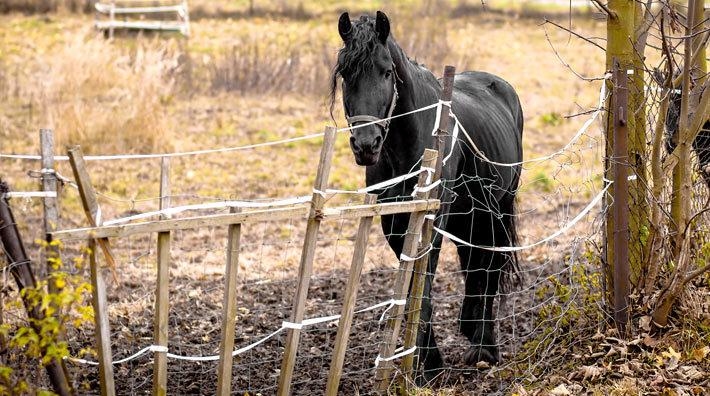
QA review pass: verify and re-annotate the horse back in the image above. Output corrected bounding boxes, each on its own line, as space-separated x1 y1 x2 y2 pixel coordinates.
445 71 523 180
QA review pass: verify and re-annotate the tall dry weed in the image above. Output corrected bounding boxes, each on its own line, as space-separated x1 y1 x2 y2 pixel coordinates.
38 32 180 154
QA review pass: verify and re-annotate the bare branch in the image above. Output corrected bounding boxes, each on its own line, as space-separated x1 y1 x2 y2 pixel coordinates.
542 25 607 81
591 0 616 19
542 19 605 51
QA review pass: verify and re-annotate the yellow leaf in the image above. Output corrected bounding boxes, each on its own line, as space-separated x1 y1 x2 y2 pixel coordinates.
691 346 709 362
662 346 681 360
55 278 66 289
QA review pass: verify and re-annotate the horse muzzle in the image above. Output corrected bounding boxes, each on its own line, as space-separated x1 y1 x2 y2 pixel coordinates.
350 134 382 166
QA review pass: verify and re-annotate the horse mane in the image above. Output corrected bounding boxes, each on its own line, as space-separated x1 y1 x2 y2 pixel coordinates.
328 15 381 121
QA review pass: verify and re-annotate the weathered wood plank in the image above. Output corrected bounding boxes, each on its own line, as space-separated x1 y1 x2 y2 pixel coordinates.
50 200 440 241
52 205 310 240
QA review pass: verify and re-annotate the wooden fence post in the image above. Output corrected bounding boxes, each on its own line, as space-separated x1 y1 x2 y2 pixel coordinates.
325 194 377 396
401 66 456 385
89 238 116 396
611 60 630 333
216 207 242 396
67 146 117 270
375 149 438 392
0 181 73 396
40 129 60 280
277 126 337 396
153 157 171 395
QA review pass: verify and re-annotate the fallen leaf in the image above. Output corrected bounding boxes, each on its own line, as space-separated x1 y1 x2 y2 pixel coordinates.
662 347 681 370
550 384 570 396
690 346 709 362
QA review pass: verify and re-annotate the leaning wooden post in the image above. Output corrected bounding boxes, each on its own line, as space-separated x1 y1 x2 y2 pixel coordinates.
375 149 438 392
216 206 242 396
401 66 455 385
153 158 171 396
67 146 117 270
325 194 377 396
40 129 60 280
611 60 630 333
0 181 73 396
277 126 337 396
89 238 116 396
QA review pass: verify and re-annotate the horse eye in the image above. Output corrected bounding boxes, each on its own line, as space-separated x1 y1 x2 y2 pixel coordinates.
385 70 393 78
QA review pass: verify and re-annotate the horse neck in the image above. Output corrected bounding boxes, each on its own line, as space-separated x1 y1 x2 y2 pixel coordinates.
382 40 441 174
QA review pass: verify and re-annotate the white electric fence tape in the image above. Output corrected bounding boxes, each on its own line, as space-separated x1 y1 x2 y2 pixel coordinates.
64 298 408 365
433 181 611 252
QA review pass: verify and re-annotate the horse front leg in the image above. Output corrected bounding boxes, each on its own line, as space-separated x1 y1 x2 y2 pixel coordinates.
458 246 502 365
413 234 445 384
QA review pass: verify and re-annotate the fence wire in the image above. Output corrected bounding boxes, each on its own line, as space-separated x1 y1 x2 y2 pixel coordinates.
0 79 615 394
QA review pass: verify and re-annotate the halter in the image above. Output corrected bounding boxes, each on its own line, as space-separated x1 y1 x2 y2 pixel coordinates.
345 66 399 140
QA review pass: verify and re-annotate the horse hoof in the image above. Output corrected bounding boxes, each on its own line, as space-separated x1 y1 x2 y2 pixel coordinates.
463 346 499 366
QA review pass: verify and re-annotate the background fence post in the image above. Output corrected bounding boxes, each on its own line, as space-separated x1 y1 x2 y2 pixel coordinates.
376 149 438 392
40 129 60 280
611 60 630 333
216 206 242 396
325 193 377 396
277 126 337 396
153 157 171 395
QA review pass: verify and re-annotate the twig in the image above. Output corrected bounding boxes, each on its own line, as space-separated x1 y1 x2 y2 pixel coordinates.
542 19 605 51
542 25 607 82
591 0 616 19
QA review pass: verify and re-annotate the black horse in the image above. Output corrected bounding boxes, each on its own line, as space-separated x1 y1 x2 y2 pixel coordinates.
330 11 523 380
665 88 710 187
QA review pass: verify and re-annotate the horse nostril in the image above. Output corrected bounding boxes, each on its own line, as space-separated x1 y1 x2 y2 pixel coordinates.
350 136 361 153
374 135 382 148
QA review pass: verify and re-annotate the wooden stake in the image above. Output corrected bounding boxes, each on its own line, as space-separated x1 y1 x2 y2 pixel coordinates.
376 149 438 392
89 238 116 396
40 129 59 280
67 146 117 270
153 158 171 396
325 194 377 396
216 206 242 396
402 66 456 385
611 60 630 333
277 126 337 396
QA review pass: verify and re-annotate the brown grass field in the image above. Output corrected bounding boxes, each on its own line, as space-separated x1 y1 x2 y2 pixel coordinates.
1 1 708 395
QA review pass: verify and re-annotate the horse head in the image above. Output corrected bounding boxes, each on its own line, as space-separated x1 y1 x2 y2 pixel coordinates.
334 11 397 166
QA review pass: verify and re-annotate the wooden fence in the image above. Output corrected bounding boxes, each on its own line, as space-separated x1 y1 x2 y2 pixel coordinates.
33 70 456 395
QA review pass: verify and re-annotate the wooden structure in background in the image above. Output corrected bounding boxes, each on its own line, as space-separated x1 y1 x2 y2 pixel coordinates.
95 0 190 38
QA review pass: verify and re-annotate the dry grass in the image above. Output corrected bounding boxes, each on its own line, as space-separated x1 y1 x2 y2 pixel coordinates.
35 32 181 154
0 0 92 14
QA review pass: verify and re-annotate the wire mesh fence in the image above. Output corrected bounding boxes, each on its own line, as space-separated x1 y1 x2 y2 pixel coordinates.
0 74 616 394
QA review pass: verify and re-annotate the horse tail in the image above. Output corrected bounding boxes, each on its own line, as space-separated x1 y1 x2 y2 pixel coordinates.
499 192 521 293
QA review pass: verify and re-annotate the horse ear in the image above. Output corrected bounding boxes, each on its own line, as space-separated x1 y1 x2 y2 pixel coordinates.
338 12 352 42
375 11 390 44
